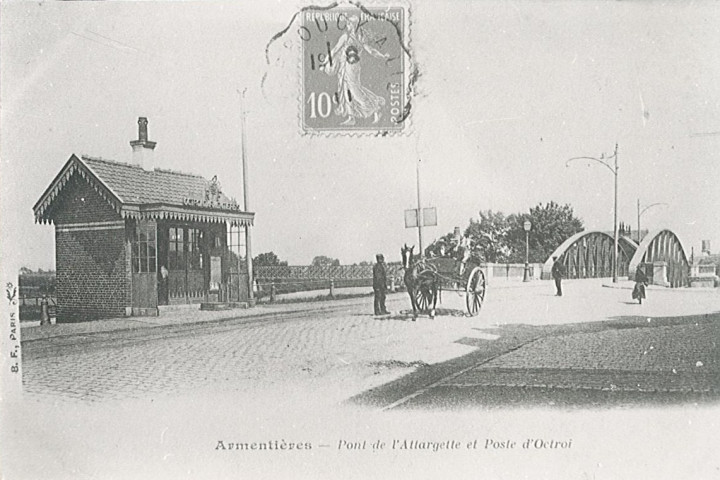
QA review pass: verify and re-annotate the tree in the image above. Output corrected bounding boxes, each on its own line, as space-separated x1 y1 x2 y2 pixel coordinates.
253 252 288 266
311 255 340 267
465 210 512 262
505 202 584 263
19 266 33 275
425 203 584 265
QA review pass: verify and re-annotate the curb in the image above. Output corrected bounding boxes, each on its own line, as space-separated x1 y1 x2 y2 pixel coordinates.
602 283 719 292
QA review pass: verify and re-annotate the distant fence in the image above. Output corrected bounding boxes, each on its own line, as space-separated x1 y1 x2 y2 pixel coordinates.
254 263 405 297
19 273 57 320
15 262 548 314
254 262 544 298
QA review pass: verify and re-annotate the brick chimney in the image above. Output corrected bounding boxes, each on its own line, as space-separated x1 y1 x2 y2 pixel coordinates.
130 117 157 171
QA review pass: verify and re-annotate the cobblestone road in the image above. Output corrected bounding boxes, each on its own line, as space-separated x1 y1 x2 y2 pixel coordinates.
21 296 479 405
447 322 720 393
21 280 720 408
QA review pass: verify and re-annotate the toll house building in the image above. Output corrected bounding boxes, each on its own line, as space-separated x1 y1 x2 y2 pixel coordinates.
33 118 254 322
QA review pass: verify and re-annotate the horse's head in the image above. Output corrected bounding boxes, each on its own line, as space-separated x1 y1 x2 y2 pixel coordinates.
400 244 415 270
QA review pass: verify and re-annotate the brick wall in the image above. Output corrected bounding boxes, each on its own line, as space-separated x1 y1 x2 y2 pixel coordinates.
55 228 130 322
52 175 130 322
50 176 120 223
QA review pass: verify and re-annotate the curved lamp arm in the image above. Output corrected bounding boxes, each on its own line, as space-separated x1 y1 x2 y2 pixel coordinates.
565 155 616 175
639 202 668 217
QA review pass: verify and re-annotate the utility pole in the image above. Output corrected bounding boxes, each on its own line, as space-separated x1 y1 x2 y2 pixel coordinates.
567 143 619 282
416 158 424 257
613 143 618 283
240 88 254 302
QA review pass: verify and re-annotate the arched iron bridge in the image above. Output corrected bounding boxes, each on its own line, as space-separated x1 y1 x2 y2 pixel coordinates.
628 229 690 288
542 229 690 287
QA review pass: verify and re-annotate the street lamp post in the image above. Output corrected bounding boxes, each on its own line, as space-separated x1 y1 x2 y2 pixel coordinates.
637 199 668 244
523 220 531 282
566 143 619 282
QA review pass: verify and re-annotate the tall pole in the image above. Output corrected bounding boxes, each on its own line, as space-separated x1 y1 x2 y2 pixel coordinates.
523 220 531 282
566 142 619 282
524 230 529 282
240 88 254 301
416 158 424 257
637 198 641 244
613 143 618 283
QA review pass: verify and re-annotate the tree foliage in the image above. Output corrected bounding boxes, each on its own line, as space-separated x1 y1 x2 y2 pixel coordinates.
311 255 340 267
253 252 288 266
426 202 584 264
464 210 512 263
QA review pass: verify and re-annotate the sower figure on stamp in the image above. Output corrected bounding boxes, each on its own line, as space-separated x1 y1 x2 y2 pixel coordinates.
632 265 648 304
551 256 564 296
323 15 390 126
373 254 390 315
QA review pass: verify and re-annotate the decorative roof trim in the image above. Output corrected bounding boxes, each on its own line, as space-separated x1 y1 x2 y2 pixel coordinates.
33 154 122 224
121 204 255 226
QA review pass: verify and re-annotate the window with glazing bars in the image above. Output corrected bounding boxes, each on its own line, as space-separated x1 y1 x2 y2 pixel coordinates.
169 227 184 270
132 223 157 273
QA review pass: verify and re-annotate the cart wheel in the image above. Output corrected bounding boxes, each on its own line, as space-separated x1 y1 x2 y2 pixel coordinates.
465 267 486 316
414 286 433 312
411 263 437 314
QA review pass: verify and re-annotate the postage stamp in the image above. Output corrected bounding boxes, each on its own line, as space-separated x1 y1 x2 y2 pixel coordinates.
300 4 411 135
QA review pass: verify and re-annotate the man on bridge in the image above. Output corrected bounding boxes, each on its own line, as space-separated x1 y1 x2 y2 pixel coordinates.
552 256 565 296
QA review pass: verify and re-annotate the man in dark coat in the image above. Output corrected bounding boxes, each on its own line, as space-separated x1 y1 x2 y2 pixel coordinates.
373 254 389 315
551 256 564 296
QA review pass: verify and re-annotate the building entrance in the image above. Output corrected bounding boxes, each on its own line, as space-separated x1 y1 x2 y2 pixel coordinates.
158 224 208 305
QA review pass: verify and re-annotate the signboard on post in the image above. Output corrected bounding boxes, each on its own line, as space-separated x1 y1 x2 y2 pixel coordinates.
404 209 418 228
404 207 437 228
422 207 437 226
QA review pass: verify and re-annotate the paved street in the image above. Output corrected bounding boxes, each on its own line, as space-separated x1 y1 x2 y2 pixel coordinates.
19 279 720 409
7 279 720 480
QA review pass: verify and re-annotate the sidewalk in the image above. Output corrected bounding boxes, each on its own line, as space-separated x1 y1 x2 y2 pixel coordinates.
20 297 356 342
20 279 552 342
21 278 719 342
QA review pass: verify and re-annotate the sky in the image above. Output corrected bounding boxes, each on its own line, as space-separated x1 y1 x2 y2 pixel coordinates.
1 0 719 270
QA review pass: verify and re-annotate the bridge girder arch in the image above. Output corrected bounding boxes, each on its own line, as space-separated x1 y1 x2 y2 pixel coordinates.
542 230 638 280
628 229 690 288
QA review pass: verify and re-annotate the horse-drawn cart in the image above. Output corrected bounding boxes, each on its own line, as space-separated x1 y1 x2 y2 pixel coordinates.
401 245 486 318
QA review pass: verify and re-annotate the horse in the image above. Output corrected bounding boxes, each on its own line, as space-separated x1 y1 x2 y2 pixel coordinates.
400 244 438 320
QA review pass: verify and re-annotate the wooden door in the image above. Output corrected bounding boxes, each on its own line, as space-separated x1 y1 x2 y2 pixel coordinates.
168 226 187 304
167 225 208 304
131 221 158 314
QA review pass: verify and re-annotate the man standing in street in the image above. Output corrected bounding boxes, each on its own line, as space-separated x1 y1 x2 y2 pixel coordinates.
373 254 390 315
552 256 564 296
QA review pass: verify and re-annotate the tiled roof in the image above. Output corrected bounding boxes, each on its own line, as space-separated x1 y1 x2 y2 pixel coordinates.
81 156 232 206
34 154 253 226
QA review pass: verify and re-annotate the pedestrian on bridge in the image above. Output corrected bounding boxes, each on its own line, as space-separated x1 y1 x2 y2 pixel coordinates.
632 265 648 304
552 256 564 296
373 254 390 315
